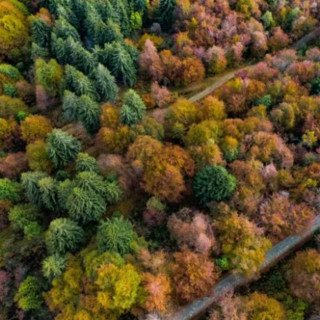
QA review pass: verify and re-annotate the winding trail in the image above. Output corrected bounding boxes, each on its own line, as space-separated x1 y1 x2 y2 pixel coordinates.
153 27 320 320
150 26 320 123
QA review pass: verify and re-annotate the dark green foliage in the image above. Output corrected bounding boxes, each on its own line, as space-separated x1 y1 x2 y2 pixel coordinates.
101 43 137 86
9 204 40 231
0 178 21 202
29 16 52 48
285 8 300 32
3 84 17 97
156 0 176 30
38 177 60 211
76 152 100 173
256 94 272 108
62 90 78 121
131 0 147 12
46 129 81 168
120 89 146 125
57 179 74 211
310 77 320 95
21 171 48 205
46 218 84 255
78 95 101 133
15 276 43 311
64 65 96 98
42 254 66 279
31 43 50 60
54 17 80 42
63 91 101 133
66 187 106 224
93 64 118 103
193 166 237 204
97 216 135 255
67 38 96 75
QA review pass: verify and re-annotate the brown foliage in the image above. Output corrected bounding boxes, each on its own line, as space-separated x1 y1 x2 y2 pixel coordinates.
0 152 28 179
171 248 220 304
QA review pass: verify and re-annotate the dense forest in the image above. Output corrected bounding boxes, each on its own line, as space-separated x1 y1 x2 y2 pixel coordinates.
0 0 320 319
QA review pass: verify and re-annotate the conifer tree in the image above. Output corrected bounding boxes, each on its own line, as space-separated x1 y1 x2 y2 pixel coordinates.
93 64 118 103
156 0 176 30
120 89 146 125
46 218 84 255
46 129 81 168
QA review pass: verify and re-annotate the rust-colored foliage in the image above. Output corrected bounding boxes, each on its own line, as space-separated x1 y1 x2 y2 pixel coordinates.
142 273 171 312
0 152 28 179
171 248 220 304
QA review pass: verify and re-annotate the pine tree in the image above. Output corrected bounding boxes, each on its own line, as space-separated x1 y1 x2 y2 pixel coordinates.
97 217 135 254
66 187 106 224
93 64 118 103
38 177 59 211
75 153 100 173
42 255 66 279
156 0 176 30
46 218 84 255
64 65 96 98
21 171 48 206
29 16 52 48
108 43 137 86
54 17 80 42
46 129 81 168
78 95 101 133
62 90 78 121
120 89 146 125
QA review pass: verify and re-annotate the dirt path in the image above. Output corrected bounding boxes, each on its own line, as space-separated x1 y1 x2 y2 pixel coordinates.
149 26 320 122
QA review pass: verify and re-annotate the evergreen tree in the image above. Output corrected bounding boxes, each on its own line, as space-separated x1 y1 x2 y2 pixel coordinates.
42 254 66 279
67 38 96 75
97 217 135 255
64 65 96 98
193 166 237 204
66 187 106 224
46 218 84 255
21 171 48 206
38 176 60 211
46 129 81 168
120 89 146 125
105 180 123 205
29 16 52 48
93 64 118 103
62 90 78 121
108 43 137 86
156 0 176 30
74 171 105 196
75 152 100 173
54 17 80 41
78 94 101 133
